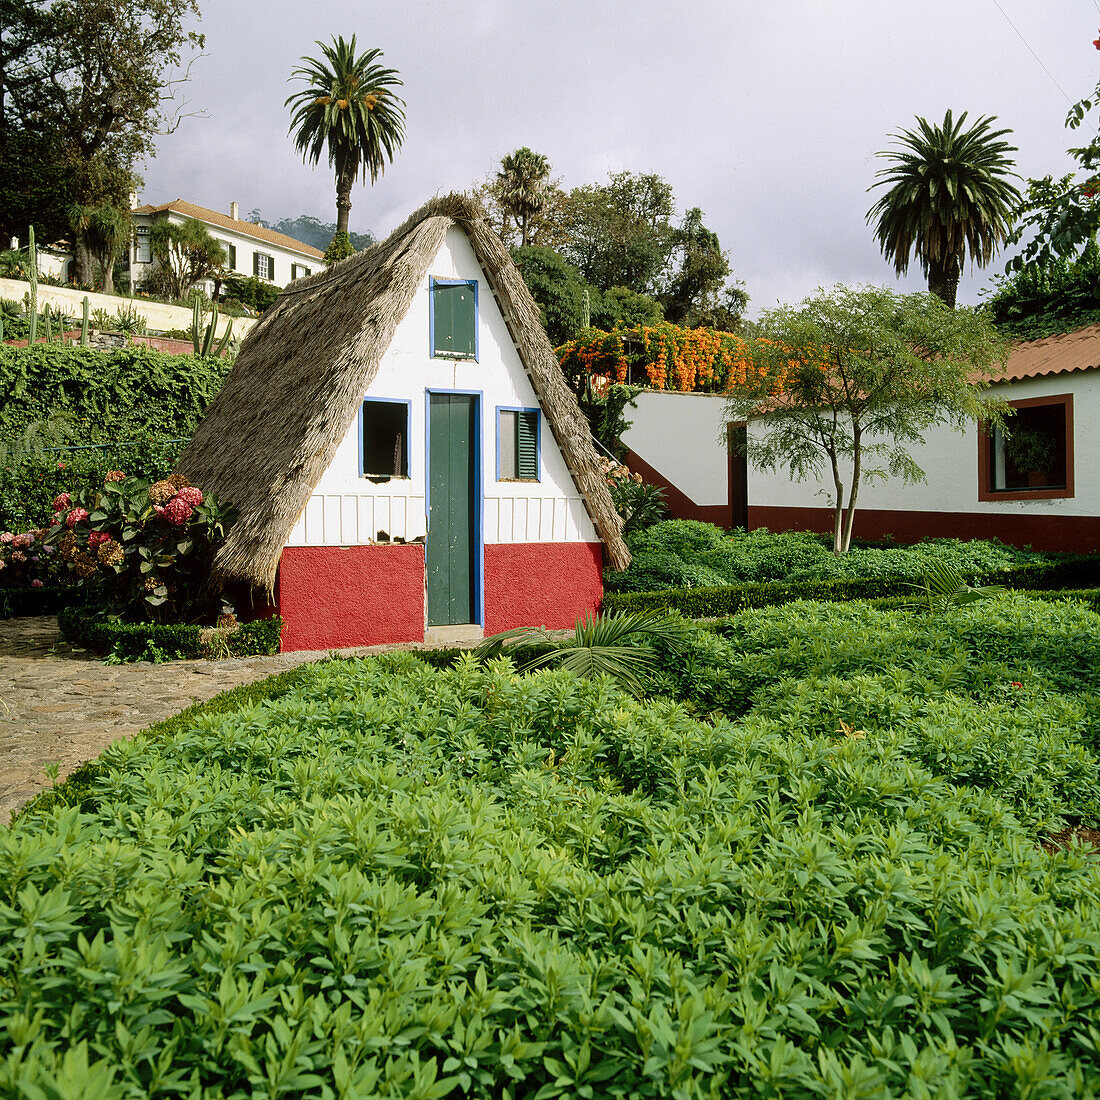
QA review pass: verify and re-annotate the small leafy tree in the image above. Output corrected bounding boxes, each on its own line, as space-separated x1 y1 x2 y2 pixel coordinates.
496 147 551 247
724 285 1010 553
149 217 226 298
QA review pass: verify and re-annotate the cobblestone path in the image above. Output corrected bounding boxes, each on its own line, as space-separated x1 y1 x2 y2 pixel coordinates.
0 616 419 825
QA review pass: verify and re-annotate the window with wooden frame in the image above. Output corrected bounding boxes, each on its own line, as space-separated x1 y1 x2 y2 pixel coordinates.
978 393 1073 501
430 278 478 360
498 407 539 481
134 226 151 264
361 399 410 481
254 252 274 281
291 262 312 280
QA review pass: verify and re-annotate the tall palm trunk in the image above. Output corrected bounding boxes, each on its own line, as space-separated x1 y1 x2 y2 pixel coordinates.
335 156 355 235
927 255 961 308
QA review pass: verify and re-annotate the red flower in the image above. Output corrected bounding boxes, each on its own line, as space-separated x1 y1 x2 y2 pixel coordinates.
1094 30 1100 48
66 508 88 528
174 486 203 507
52 492 72 512
88 531 111 549
162 497 193 526
1011 681 1023 688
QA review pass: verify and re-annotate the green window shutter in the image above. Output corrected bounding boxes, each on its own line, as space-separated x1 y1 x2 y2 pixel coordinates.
268 256 275 282
432 281 476 358
252 252 259 277
517 411 538 479
229 244 236 270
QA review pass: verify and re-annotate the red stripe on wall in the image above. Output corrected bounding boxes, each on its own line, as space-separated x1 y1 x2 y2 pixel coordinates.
623 449 731 528
484 542 604 633
276 543 425 651
749 505 1100 554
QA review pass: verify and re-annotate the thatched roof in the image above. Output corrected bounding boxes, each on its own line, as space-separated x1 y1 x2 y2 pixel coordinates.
176 192 630 591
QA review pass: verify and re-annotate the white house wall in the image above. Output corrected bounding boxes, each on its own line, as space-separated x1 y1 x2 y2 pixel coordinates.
748 373 1100 519
286 224 598 548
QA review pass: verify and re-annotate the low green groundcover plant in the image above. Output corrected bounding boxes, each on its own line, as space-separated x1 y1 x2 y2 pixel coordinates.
4 595 1100 1096
608 520 1048 593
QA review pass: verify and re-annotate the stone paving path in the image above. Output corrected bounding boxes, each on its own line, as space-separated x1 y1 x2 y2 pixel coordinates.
0 616 452 826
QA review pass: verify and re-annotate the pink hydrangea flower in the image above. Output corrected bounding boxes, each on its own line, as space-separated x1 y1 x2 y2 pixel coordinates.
88 531 111 549
0 532 13 545
31 579 43 588
174 486 203 507
11 551 26 563
154 505 166 516
52 493 72 512
0 560 6 572
162 497 193 526
66 508 89 528
12 532 33 548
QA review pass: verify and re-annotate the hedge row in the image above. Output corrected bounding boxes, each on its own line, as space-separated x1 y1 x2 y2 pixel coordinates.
57 606 283 661
0 344 229 441
602 557 1100 617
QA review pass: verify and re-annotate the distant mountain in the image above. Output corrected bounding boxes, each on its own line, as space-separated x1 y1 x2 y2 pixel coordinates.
247 211 375 252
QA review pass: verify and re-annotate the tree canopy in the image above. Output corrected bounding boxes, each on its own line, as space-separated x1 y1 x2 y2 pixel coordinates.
285 36 405 238
149 217 226 298
867 110 1022 308
1 0 205 282
724 285 1010 552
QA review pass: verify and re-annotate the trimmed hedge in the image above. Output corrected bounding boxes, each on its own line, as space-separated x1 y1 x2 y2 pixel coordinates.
57 605 282 661
602 557 1100 618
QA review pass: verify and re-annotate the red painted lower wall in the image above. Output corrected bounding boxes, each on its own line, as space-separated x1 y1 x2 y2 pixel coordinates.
275 541 606 650
750 505 1100 554
276 544 425 651
623 449 732 528
483 542 604 633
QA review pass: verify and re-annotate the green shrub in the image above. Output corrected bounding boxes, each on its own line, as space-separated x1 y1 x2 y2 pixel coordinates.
5 636 1100 1095
57 605 282 660
610 521 1049 593
222 273 280 313
0 343 230 442
0 434 184 531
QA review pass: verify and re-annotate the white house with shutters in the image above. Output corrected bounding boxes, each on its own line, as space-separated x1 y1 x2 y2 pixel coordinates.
129 199 324 293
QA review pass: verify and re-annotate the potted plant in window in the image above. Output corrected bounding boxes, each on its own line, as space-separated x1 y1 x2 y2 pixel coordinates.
1004 425 1057 487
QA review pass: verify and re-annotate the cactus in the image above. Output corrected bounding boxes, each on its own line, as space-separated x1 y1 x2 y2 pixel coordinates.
81 296 90 345
214 317 234 357
190 296 203 354
200 301 219 356
27 226 37 345
41 306 52 344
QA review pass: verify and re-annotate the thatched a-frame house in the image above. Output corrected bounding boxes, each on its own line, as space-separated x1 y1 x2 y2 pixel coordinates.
177 193 629 650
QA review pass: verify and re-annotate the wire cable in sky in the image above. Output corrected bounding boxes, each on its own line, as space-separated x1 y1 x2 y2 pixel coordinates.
990 0 1074 105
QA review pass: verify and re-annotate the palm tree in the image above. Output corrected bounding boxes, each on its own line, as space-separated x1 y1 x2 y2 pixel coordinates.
285 36 406 238
497 147 551 247
867 110 1022 307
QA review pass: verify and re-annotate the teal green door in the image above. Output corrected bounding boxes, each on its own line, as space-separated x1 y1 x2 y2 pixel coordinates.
427 394 477 625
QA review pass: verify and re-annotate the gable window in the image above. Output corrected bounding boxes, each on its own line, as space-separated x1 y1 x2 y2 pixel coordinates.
291 263 312 280
978 393 1073 501
361 399 410 480
134 226 151 264
254 252 274 281
430 278 478 360
498 407 539 481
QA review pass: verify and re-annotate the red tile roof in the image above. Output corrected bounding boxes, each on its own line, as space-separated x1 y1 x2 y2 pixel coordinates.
998 323 1100 383
132 199 325 259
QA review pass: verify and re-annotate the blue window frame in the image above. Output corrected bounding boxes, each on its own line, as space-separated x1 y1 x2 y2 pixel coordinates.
359 396 412 480
430 277 478 361
496 406 540 481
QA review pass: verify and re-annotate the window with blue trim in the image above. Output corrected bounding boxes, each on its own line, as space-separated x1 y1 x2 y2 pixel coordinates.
498 408 539 481
361 399 409 480
431 279 477 360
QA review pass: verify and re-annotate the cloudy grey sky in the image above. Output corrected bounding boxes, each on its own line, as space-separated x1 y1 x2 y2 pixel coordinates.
143 0 1099 317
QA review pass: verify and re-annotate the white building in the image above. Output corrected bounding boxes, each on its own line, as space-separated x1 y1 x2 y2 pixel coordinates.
129 199 324 292
621 325 1100 553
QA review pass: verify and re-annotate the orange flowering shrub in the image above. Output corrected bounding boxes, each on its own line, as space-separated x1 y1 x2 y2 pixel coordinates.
557 323 765 394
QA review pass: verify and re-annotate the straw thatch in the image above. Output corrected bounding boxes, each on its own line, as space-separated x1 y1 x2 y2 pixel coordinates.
176 192 630 592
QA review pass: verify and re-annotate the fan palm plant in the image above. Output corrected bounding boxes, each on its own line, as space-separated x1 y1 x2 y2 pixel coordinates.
476 610 690 698
285 36 406 239
867 110 1023 307
497 147 551 247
